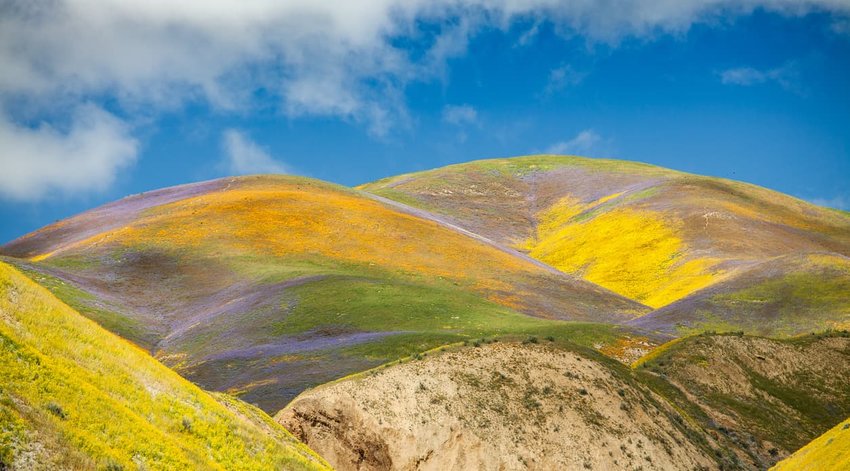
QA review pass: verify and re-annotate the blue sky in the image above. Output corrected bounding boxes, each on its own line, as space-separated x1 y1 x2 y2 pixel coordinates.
1 1 849 244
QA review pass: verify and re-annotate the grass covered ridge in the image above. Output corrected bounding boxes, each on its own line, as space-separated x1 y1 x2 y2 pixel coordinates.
0 175 646 412
771 416 850 471
632 253 850 336
359 154 850 314
0 261 328 470
634 331 850 466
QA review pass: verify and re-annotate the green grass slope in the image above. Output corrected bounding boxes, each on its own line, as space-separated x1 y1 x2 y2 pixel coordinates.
635 332 850 468
631 253 850 336
771 416 850 471
0 260 328 470
359 155 850 316
1 175 650 413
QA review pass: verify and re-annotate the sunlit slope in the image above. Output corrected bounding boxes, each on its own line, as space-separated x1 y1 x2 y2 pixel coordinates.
279 340 727 471
631 253 850 336
771 416 850 471
635 332 850 468
0 261 328 470
1 175 648 412
360 155 850 309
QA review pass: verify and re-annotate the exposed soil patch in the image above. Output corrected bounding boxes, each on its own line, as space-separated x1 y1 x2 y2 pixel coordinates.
279 342 722 471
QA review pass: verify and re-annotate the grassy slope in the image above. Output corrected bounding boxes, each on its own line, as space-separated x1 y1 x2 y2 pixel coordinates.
631 253 850 336
359 155 850 315
635 331 850 468
0 261 328 470
771 416 850 471
1 175 650 413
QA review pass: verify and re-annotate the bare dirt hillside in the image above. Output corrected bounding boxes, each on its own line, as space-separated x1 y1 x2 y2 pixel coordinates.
636 332 850 468
279 341 729 471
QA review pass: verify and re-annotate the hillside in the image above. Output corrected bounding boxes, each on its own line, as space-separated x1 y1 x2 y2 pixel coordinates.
635 332 850 468
278 340 728 471
1 175 650 412
278 331 850 471
0 260 328 470
771 416 850 470
359 155 850 322
631 253 850 336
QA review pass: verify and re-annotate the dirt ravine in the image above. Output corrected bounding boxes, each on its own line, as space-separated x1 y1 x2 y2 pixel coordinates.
278 342 720 471
641 333 850 468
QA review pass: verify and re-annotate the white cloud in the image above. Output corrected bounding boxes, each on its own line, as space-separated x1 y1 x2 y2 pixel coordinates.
1 1 848 200
222 130 290 175
719 62 800 91
442 104 478 126
546 129 602 155
3 1 847 122
0 105 138 201
720 67 768 86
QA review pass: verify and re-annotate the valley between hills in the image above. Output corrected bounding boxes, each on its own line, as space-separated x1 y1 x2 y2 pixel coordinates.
2 155 849 470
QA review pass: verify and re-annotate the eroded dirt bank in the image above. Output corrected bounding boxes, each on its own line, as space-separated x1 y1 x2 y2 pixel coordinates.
278 341 724 471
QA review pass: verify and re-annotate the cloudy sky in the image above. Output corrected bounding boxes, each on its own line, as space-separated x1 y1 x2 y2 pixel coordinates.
1 1 849 242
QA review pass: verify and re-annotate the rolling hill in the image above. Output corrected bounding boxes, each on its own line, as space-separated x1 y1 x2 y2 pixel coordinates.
279 340 728 471
280 331 850 470
0 174 650 412
0 260 328 470
3 155 849 470
360 155 850 334
631 253 850 336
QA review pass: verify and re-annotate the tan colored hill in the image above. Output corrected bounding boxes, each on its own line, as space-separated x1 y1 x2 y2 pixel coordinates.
0 175 648 413
359 155 850 318
0 260 328 470
635 332 850 468
278 331 850 471
278 341 729 471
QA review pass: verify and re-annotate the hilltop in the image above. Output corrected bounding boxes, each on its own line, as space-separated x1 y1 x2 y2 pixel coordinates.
360 155 850 334
2 155 849 469
279 340 726 471
1 174 649 412
0 260 328 470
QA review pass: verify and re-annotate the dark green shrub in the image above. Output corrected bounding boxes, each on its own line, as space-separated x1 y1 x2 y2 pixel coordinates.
46 402 66 419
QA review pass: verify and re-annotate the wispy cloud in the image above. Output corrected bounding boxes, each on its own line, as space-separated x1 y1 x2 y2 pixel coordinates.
719 62 801 92
809 195 849 211
222 130 290 175
542 64 586 96
4 1 846 129
831 17 850 35
515 21 542 47
0 105 138 201
546 129 602 155
442 104 478 126
1 1 848 200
